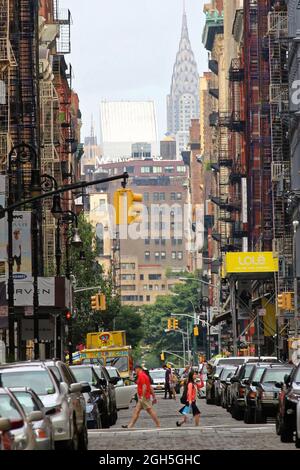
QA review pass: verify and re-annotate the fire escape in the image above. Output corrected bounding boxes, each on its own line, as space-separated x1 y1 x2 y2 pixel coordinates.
0 0 17 171
267 11 292 293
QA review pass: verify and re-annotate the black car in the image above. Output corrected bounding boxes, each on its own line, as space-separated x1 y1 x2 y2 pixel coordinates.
276 363 300 442
92 365 118 426
70 365 111 428
214 366 238 407
206 365 224 405
243 363 280 424
219 366 239 409
254 365 293 423
229 362 259 419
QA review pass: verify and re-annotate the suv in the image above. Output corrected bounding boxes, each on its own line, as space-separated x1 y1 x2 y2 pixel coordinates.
276 363 300 442
254 365 293 423
70 364 111 428
0 362 86 450
229 362 258 418
206 364 224 405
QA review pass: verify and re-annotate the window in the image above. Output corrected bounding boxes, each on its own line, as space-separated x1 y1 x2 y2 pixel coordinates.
121 274 136 281
159 193 165 201
121 285 136 291
144 193 149 202
177 166 186 173
153 166 162 173
139 296 143 302
145 238 150 245
153 192 159 201
171 192 176 200
149 274 162 280
161 238 166 245
165 166 174 174
154 285 159 291
177 252 183 260
141 166 151 174
140 274 144 281
121 263 135 270
121 295 141 302
143 285 148 290
155 239 160 245
178 239 183 245
145 251 150 261
161 251 166 260
149 285 153 291
155 252 160 260
171 238 176 246
172 252 176 260
161 284 166 290
146 295 151 302
176 193 182 200
126 166 134 174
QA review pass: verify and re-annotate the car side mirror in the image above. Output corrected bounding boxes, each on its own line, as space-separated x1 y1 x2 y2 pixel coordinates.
230 377 238 383
59 382 69 395
8 419 24 430
0 418 12 432
243 379 250 385
275 382 283 389
252 381 259 387
70 383 82 394
98 378 107 387
214 375 219 380
109 377 119 386
28 411 43 423
81 382 91 393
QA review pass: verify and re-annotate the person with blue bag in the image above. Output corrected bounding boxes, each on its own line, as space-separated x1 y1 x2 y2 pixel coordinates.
176 370 204 427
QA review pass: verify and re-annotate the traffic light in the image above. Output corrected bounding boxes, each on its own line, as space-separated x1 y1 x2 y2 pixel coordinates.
277 293 287 310
113 189 143 225
65 310 72 321
193 326 199 336
91 294 100 311
167 318 172 330
173 319 179 330
160 352 165 361
99 294 106 311
285 292 294 311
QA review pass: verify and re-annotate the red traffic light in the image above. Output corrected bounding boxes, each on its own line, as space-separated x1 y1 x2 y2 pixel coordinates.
65 311 72 320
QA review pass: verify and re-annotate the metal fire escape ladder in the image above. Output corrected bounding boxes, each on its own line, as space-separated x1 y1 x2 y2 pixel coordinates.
268 10 292 293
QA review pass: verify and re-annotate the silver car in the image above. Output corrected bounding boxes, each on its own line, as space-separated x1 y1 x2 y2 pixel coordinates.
0 387 41 450
10 387 54 450
0 362 85 450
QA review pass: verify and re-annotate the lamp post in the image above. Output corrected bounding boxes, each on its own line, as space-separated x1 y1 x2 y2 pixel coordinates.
7 143 40 361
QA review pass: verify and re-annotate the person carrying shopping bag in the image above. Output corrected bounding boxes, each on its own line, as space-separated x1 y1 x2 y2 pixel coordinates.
176 370 204 427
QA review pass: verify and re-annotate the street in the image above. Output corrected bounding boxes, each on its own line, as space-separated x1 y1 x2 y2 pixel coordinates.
88 397 296 451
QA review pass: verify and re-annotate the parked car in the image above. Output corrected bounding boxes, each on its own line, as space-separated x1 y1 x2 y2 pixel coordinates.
206 365 224 405
254 365 293 423
0 387 40 450
105 366 136 410
0 362 85 450
92 364 118 425
276 363 300 442
219 366 239 409
296 400 300 449
70 365 110 428
149 369 166 393
214 366 238 406
10 387 54 450
197 363 208 398
229 362 258 418
243 363 278 423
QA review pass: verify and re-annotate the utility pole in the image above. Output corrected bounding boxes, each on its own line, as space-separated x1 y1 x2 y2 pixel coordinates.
230 278 238 356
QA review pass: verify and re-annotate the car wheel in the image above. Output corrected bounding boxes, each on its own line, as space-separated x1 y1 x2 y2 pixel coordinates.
280 422 294 443
295 436 300 449
78 424 88 451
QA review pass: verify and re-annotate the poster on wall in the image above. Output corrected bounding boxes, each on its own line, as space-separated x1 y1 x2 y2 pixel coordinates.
0 211 32 280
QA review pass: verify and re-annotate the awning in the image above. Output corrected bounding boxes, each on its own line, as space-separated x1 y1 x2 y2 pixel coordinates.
211 310 231 326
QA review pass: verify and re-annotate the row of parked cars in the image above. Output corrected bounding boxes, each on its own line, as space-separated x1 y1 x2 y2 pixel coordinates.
200 355 300 448
0 360 137 450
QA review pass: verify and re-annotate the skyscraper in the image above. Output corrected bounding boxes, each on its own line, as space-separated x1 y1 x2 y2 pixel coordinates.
167 7 199 158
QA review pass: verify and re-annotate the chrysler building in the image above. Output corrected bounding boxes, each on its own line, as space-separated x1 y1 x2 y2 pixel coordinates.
167 7 199 158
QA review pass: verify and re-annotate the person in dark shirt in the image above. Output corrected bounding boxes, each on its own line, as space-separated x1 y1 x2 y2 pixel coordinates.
163 364 172 399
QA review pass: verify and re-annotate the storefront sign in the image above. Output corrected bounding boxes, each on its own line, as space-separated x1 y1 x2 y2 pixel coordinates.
225 252 278 274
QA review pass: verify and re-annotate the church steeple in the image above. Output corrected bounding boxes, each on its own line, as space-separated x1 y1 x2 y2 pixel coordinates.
167 6 199 155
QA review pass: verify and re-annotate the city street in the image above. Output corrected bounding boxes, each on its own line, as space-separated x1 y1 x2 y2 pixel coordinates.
88 397 296 451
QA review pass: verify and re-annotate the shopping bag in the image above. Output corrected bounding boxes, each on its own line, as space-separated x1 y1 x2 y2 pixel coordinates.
181 405 191 415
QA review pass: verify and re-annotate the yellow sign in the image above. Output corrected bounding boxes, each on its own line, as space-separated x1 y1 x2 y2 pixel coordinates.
225 252 278 274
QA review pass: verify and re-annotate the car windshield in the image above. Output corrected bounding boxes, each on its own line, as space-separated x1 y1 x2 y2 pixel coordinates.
214 366 223 376
70 367 98 386
262 369 291 384
242 364 255 379
105 357 128 372
220 368 237 380
0 395 22 420
12 392 39 415
0 370 55 396
150 370 165 380
252 367 267 383
107 368 119 378
295 368 300 384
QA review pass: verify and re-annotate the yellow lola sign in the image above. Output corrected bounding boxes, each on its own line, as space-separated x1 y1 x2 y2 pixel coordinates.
225 252 278 274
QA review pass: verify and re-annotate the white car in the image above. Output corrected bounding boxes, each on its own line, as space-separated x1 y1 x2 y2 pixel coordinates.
105 367 136 410
149 369 166 393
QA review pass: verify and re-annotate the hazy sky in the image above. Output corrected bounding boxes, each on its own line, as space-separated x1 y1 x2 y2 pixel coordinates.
60 0 207 141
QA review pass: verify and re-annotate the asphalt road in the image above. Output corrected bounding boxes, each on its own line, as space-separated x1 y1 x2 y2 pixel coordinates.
88 395 298 450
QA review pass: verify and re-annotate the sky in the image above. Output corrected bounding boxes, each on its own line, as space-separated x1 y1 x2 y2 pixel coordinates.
60 0 207 141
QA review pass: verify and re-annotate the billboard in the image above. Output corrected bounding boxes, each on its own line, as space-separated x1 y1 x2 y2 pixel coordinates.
0 211 32 280
225 252 278 275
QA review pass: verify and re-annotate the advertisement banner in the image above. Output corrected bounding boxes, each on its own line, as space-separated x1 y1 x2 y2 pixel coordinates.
0 211 32 280
12 277 55 307
225 252 279 274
